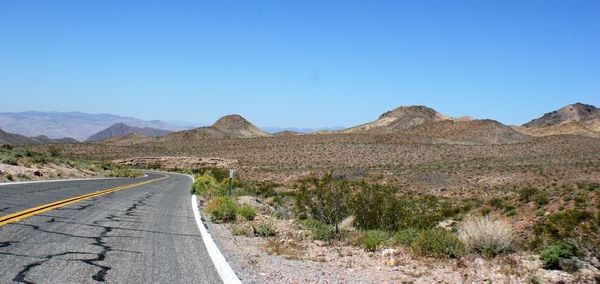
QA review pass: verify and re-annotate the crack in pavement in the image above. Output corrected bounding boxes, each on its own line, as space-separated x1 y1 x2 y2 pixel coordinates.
12 251 95 284
8 189 161 283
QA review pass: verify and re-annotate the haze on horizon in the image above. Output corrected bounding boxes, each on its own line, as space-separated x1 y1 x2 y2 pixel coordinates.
1 0 599 128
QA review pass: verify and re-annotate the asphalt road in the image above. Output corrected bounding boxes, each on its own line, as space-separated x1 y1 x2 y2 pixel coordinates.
0 172 222 283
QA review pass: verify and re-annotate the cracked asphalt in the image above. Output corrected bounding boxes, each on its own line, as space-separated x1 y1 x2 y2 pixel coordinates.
0 173 222 283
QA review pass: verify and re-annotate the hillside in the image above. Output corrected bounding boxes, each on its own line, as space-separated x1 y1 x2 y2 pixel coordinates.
0 111 187 141
86 123 172 142
0 129 77 145
514 121 600 138
341 105 451 134
401 119 530 144
523 103 600 127
159 115 271 142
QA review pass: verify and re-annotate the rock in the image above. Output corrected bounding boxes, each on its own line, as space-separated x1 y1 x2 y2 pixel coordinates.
438 219 457 230
385 258 398 267
474 258 487 269
381 248 397 258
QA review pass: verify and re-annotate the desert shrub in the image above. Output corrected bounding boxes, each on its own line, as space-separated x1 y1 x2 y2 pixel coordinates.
360 230 388 252
6 173 13 181
535 192 549 206
540 241 581 270
299 219 335 241
253 220 277 237
2 157 18 166
240 181 279 198
237 205 257 221
295 173 349 234
230 224 253 236
519 187 539 203
533 208 599 260
205 197 237 223
192 175 227 197
458 215 514 257
412 228 464 258
191 167 230 182
541 209 594 240
390 228 421 246
351 183 451 231
108 168 144 178
488 198 504 209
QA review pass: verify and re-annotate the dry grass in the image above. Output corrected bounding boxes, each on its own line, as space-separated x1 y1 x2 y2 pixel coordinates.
458 215 514 257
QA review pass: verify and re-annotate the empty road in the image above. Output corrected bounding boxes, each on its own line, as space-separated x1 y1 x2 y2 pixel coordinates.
0 172 222 283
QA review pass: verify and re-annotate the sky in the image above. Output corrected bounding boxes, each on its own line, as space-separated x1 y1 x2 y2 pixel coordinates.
1 0 599 128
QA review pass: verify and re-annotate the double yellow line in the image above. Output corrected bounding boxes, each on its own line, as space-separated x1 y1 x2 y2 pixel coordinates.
0 174 169 227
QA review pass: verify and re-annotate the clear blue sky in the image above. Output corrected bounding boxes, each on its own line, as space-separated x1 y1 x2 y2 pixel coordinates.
1 0 598 127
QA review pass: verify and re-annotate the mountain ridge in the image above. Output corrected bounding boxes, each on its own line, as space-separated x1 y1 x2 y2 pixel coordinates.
86 123 172 142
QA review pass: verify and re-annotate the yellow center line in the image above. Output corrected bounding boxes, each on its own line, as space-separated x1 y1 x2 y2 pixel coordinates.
0 174 169 227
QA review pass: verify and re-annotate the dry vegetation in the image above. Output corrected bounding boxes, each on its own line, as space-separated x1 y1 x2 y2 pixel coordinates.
27 130 600 281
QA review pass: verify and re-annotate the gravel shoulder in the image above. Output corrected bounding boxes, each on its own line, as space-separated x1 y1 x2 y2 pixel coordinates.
200 203 600 284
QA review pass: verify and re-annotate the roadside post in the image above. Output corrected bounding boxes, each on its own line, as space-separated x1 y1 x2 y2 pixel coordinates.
229 169 235 196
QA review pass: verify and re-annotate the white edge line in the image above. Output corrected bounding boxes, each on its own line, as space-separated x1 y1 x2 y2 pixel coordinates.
182 173 242 284
0 173 149 187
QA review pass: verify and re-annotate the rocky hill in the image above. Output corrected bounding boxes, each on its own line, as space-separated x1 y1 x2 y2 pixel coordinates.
212 115 271 138
341 105 452 134
0 111 187 141
401 119 530 144
523 103 600 128
159 115 271 142
86 123 172 142
0 129 77 145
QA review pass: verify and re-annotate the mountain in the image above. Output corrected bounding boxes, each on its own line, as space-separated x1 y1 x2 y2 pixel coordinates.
0 111 187 141
86 123 172 142
401 119 530 144
341 105 452 134
523 103 600 128
160 114 271 142
0 129 77 145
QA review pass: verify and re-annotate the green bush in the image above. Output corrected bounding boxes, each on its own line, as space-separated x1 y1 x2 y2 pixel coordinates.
253 221 277 237
390 228 421 245
412 228 464 258
360 230 388 252
107 168 144 178
205 197 237 223
237 206 257 221
294 173 349 234
191 167 230 183
231 224 253 236
2 157 18 166
519 187 539 203
192 175 228 197
540 241 581 270
299 219 335 241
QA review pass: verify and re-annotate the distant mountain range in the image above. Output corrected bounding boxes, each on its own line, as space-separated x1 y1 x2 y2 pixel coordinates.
1 103 598 146
0 129 78 145
0 111 188 141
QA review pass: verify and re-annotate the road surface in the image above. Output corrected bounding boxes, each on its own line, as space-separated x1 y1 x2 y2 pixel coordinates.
0 172 222 283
